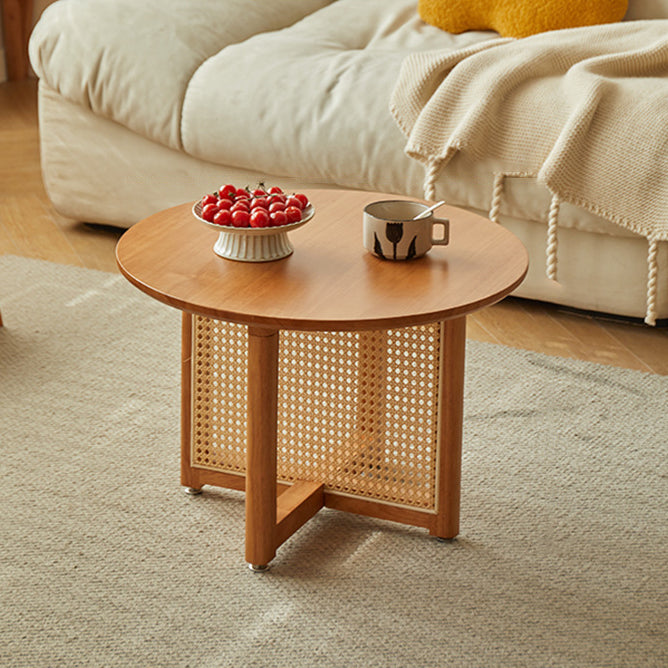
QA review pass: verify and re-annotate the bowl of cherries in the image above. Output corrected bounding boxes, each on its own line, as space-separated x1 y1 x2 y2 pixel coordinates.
193 183 313 262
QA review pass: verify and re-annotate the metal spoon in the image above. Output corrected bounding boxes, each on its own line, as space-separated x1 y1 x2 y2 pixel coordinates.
412 200 446 220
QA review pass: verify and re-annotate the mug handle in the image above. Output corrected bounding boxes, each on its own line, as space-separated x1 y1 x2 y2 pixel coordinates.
431 218 450 246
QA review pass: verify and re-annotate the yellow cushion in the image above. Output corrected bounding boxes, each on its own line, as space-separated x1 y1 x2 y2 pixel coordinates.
417 0 629 38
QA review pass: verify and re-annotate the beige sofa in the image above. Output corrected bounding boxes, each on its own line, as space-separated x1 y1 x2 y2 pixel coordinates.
29 0 668 322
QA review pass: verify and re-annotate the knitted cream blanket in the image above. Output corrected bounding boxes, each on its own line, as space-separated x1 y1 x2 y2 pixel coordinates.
390 21 668 324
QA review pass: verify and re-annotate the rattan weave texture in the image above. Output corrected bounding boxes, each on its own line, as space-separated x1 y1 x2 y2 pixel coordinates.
191 316 442 510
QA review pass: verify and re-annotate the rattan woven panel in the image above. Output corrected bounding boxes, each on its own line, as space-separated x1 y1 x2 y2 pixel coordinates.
191 316 442 510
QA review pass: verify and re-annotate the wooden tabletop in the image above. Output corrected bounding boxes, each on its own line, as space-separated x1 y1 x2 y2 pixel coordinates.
116 189 528 331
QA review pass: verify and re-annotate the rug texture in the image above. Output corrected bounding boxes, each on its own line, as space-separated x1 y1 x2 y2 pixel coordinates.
0 255 666 668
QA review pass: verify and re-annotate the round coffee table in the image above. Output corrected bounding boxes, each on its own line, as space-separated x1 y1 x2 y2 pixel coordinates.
116 189 528 570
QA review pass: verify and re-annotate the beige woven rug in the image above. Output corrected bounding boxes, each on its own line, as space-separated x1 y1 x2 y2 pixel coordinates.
0 255 666 668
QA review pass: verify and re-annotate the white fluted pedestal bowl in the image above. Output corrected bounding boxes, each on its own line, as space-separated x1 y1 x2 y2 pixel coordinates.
192 202 315 262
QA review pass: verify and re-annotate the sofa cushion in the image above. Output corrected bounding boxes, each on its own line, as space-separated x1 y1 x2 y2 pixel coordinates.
28 0 336 151
181 0 498 191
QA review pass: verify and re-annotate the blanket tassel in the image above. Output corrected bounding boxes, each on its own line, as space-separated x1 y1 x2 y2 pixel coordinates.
424 158 441 201
489 174 505 224
645 238 658 326
546 195 560 281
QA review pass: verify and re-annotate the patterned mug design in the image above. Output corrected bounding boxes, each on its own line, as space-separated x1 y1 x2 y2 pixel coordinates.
363 201 449 261
374 222 421 261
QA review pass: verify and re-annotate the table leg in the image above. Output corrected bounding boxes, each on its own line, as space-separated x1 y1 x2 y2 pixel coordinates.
245 326 279 570
432 316 467 539
179 313 203 493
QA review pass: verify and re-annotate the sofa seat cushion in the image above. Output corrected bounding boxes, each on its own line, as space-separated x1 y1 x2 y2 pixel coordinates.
29 0 336 150
181 0 498 191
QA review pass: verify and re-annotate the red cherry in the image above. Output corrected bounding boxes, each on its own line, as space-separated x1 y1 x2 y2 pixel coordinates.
213 209 232 226
231 210 250 227
218 184 236 199
250 209 271 228
251 197 269 210
268 193 286 205
285 195 303 210
285 206 302 224
270 210 288 227
294 193 309 209
201 203 218 222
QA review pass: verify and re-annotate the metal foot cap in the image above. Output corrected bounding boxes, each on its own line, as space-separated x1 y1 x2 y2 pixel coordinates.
248 563 270 573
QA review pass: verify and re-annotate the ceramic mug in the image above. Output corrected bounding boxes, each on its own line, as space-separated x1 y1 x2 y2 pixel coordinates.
363 200 450 260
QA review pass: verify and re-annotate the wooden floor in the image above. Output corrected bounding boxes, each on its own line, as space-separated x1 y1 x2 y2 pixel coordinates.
1 79 667 374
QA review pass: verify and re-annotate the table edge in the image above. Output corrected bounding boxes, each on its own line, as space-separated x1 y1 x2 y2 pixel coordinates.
116 250 528 331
